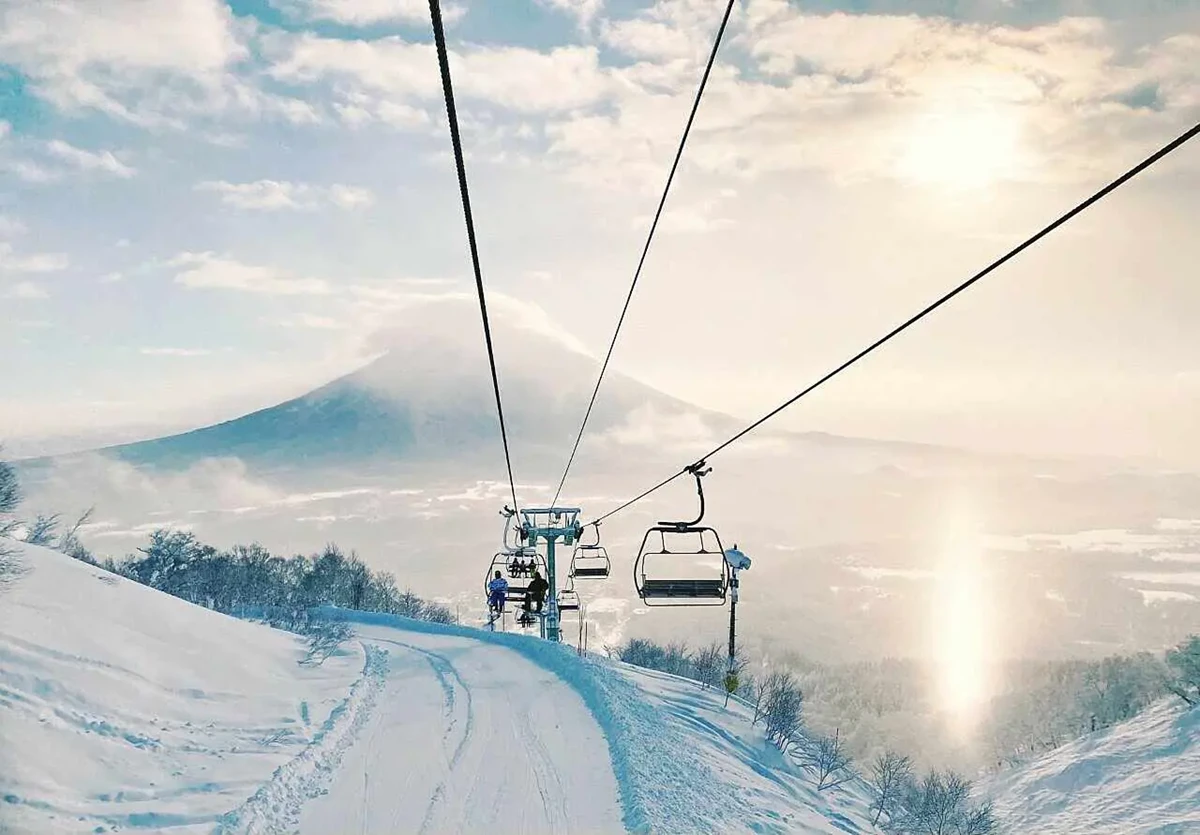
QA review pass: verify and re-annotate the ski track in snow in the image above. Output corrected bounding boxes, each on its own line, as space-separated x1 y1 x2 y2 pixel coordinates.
294 629 620 835
214 642 389 835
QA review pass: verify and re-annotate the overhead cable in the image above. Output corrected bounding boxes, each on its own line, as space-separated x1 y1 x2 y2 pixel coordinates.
549 0 739 509
429 0 521 514
590 120 1200 526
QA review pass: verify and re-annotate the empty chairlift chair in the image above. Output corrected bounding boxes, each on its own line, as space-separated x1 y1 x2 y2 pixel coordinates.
570 544 611 579
632 461 730 607
558 586 581 612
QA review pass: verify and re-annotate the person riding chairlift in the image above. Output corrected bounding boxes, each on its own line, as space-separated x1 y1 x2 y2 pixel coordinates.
523 569 549 614
508 556 521 576
487 570 508 614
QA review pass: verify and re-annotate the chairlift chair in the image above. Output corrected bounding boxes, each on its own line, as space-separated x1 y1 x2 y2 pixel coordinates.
558 587 581 612
632 462 730 607
483 549 547 607
570 545 611 579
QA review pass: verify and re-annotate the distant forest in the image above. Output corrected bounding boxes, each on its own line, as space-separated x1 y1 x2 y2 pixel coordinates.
1 449 454 631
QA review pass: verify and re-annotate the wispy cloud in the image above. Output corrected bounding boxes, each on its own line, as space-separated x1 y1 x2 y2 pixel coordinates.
171 252 333 296
3 280 50 300
196 179 375 211
0 215 27 237
139 347 214 357
270 0 466 26
0 243 69 273
46 139 136 178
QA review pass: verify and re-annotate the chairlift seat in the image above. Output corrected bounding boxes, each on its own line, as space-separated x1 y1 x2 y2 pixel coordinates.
640 578 726 599
558 590 581 611
571 566 609 578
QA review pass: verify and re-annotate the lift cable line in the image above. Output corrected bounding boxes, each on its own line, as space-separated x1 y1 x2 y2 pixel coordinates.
588 119 1200 528
549 0 738 509
428 0 520 514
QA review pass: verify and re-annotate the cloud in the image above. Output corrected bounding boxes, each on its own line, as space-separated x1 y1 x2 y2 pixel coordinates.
0 0 247 125
275 313 347 330
195 180 375 211
0 243 70 273
139 347 214 357
3 281 49 300
0 0 319 128
0 215 27 237
170 252 333 296
270 0 465 26
328 184 374 209
265 33 611 124
46 139 136 178
546 7 1200 190
600 402 718 453
538 0 604 28
601 0 735 60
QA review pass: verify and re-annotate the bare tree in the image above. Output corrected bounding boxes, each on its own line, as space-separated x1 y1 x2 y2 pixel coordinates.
797 727 855 790
0 447 22 547
869 750 913 825
58 507 96 563
891 769 996 835
763 671 804 752
751 671 775 726
1165 635 1200 706
24 513 61 547
692 642 725 690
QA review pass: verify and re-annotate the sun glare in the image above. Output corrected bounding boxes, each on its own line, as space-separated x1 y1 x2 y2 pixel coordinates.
932 501 995 740
897 104 1024 191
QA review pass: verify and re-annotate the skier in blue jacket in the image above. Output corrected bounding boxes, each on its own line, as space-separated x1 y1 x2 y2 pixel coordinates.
487 570 509 614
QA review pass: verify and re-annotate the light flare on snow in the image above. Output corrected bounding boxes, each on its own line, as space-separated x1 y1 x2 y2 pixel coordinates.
930 499 996 740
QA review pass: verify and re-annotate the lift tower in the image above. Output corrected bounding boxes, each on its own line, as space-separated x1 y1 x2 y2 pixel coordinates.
518 507 582 642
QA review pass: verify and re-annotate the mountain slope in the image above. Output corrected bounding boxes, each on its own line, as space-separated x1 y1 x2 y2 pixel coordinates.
76 302 740 470
985 698 1200 834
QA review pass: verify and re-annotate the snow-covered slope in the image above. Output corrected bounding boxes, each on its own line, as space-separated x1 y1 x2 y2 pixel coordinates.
0 541 880 834
986 699 1200 834
0 542 365 834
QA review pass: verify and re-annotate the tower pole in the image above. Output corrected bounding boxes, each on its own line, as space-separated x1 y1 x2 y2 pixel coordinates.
546 535 560 642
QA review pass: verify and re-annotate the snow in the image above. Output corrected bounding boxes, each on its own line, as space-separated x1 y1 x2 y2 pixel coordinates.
986 699 1200 834
2 540 882 835
0 543 364 834
292 629 622 834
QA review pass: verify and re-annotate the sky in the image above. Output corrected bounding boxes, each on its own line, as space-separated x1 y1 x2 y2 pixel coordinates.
1 0 1199 464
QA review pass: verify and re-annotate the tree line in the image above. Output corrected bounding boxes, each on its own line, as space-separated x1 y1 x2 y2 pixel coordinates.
610 636 998 833
0 449 454 635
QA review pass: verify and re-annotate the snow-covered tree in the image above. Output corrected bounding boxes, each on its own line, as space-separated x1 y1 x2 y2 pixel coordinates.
869 750 914 825
1165 635 1200 706
797 727 855 790
890 770 996 835
762 671 804 752
691 642 725 690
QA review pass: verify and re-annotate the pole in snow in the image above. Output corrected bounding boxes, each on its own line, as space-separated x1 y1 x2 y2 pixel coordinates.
723 544 751 703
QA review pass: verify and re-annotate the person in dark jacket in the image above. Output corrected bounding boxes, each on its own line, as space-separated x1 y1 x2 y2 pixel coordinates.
524 569 549 614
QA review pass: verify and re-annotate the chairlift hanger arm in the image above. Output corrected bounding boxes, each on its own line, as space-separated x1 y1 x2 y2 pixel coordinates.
658 460 710 528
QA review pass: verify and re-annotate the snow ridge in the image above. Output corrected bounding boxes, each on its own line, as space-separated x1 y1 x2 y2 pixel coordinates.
214 642 389 835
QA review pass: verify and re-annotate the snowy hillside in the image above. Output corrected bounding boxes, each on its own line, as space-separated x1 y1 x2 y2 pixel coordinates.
986 698 1200 834
0 542 881 834
0 542 365 834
